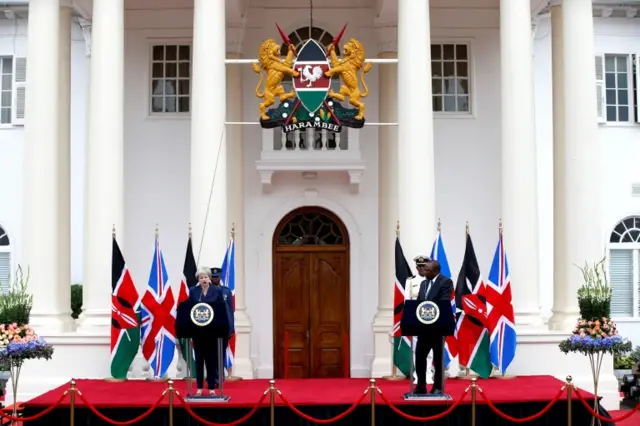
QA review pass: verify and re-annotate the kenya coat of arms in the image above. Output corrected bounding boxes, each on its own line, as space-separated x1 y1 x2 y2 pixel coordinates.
252 24 372 133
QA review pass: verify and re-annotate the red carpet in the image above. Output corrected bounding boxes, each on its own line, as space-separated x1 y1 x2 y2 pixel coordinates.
25 375 586 409
609 409 640 426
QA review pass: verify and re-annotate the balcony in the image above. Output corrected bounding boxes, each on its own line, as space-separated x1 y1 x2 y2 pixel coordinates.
255 127 366 193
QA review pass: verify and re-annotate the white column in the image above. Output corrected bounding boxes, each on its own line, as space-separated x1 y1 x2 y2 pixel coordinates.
56 6 73 328
190 0 227 267
79 0 124 331
226 22 253 378
499 0 542 328
549 0 602 330
371 25 397 377
22 0 64 331
397 0 437 262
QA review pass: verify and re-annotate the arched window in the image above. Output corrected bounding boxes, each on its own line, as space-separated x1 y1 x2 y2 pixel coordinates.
608 216 640 318
274 26 349 152
0 225 11 291
276 210 345 246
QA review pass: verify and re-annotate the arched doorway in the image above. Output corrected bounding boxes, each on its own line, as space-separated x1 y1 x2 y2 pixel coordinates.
272 207 350 379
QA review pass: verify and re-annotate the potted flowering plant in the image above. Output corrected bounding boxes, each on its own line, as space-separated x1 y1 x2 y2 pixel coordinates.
559 258 632 425
0 267 54 414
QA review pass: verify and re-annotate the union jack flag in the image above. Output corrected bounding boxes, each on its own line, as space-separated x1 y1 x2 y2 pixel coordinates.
221 237 236 374
429 230 457 367
140 235 177 378
484 230 516 374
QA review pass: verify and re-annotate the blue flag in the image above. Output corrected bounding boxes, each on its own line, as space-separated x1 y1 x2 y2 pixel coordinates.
430 231 457 367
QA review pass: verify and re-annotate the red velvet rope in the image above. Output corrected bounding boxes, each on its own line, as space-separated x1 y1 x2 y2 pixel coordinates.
573 387 640 423
77 390 166 426
478 386 565 423
175 390 267 426
376 388 469 422
277 389 368 424
18 378 630 426
0 390 67 422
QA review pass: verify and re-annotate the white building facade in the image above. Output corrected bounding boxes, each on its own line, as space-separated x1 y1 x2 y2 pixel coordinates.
0 0 638 409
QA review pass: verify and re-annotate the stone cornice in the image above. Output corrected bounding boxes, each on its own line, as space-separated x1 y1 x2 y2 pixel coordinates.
373 22 397 55
227 21 246 55
76 17 92 57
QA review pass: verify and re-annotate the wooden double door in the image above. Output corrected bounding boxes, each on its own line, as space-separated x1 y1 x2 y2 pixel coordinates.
273 249 350 378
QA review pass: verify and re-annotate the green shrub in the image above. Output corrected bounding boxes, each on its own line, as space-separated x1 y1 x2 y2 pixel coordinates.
576 258 611 320
71 284 83 319
615 355 637 369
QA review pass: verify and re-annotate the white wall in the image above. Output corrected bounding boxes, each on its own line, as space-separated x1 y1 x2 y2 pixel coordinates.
534 15 640 346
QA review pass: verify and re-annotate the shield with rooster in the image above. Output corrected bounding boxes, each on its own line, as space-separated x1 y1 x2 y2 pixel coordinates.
292 39 331 114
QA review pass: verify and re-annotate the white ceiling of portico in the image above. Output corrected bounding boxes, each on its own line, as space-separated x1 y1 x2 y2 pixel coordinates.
71 0 554 22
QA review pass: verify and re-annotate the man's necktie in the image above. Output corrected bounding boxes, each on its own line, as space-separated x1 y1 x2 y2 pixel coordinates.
424 280 433 299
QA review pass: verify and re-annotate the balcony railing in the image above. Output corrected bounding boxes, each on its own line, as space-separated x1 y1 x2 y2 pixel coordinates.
255 127 366 193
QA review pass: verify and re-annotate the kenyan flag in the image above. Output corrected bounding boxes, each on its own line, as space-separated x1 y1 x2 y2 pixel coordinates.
177 236 198 378
392 237 413 377
455 233 492 378
110 237 140 380
293 39 331 114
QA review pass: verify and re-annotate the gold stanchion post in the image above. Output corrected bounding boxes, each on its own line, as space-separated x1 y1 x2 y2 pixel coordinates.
269 380 276 426
470 377 477 426
369 379 376 426
69 380 76 426
566 376 573 426
168 379 174 426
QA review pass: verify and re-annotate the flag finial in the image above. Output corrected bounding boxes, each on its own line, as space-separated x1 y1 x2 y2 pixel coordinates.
112 224 116 238
231 223 235 239
437 218 441 232
155 224 159 237
499 218 503 235
465 221 469 234
396 221 400 237
188 223 192 238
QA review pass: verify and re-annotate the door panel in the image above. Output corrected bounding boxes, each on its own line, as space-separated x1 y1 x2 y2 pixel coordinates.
310 252 349 378
273 252 311 378
274 250 349 379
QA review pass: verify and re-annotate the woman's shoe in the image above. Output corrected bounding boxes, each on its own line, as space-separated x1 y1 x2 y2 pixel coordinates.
195 389 203 396
209 389 217 396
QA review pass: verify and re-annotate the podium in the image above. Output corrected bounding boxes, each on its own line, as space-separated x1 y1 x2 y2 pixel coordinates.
176 299 233 402
400 299 455 401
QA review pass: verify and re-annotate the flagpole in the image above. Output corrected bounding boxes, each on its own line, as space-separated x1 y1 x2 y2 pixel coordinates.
383 221 405 381
460 221 475 380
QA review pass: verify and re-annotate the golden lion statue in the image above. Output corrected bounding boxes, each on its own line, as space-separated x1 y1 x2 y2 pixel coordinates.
325 39 372 121
252 39 300 121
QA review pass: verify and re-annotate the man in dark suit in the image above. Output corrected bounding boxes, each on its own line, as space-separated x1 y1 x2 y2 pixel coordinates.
414 259 454 395
210 267 235 363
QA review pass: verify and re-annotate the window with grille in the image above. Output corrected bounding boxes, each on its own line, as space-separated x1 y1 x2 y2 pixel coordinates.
150 45 191 114
608 216 640 318
431 43 471 114
0 225 11 292
0 56 26 126
595 53 640 123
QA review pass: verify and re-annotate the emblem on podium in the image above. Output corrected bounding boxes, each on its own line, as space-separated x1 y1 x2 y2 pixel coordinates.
190 303 214 327
416 301 440 325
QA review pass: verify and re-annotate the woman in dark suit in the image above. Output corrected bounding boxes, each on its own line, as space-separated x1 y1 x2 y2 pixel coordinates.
189 267 225 396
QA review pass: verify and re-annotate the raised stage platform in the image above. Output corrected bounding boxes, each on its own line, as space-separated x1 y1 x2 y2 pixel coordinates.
20 375 608 426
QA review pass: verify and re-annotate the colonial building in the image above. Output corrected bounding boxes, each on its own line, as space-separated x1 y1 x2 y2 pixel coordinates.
0 0 639 410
